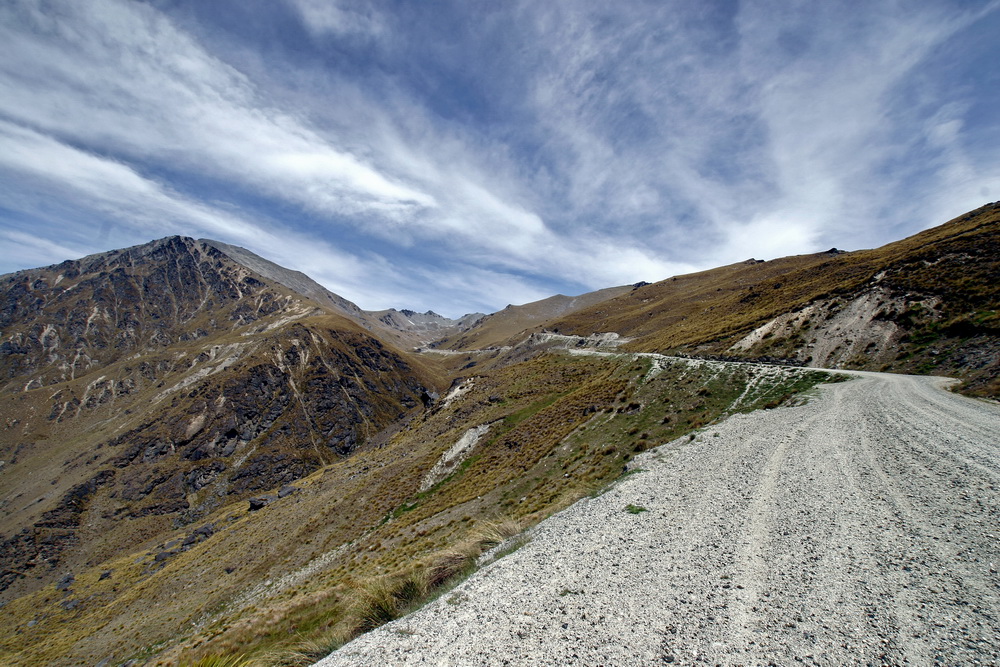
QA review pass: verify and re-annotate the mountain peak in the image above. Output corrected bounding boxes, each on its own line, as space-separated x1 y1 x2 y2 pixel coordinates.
199 239 366 320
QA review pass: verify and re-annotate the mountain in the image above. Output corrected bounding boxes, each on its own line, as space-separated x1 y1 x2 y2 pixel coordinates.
365 308 485 347
0 205 997 666
435 284 636 351
202 240 486 349
546 201 1000 396
0 237 435 606
201 239 371 325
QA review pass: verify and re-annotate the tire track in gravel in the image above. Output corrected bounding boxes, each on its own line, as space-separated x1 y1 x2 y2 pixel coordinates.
316 371 1000 666
727 414 821 660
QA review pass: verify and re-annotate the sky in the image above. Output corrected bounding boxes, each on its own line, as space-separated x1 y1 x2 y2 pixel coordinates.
1 1 998 317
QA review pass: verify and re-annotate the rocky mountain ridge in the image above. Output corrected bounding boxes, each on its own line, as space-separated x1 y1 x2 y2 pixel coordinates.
0 237 434 606
201 240 488 348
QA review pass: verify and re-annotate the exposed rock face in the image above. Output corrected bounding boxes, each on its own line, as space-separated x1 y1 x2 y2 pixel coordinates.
0 237 433 598
729 286 912 366
724 206 1000 392
0 236 304 387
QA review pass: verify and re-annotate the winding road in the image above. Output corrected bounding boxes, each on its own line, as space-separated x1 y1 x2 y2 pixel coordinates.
318 371 1000 666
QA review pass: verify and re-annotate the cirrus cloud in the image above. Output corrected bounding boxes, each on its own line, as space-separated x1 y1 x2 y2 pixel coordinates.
1 0 998 316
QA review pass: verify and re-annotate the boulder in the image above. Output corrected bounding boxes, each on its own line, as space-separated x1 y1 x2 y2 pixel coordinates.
248 496 273 511
55 573 74 591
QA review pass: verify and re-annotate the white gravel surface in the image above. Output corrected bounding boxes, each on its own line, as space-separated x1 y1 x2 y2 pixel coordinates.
316 371 1000 666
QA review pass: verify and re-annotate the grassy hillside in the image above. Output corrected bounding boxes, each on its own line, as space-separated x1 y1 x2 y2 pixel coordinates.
0 346 832 666
549 203 1000 396
2 203 996 666
436 285 634 351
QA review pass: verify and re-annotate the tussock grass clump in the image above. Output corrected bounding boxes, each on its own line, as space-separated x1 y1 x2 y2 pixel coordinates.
474 516 523 550
426 541 480 589
349 569 429 632
426 516 524 589
276 514 528 660
259 628 353 667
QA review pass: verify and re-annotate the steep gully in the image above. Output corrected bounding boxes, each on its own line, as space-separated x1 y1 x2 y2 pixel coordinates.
318 356 1000 665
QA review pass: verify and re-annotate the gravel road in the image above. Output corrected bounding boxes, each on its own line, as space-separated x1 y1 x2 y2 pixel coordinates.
317 372 1000 666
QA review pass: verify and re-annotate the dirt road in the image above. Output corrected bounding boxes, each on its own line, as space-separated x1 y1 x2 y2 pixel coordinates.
318 372 1000 665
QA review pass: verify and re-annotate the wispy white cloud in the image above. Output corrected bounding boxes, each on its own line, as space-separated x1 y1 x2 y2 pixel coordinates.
727 1 992 249
0 119 380 295
287 0 386 40
0 119 253 241
0 230 89 272
515 0 1000 262
0 0 433 221
0 0 997 316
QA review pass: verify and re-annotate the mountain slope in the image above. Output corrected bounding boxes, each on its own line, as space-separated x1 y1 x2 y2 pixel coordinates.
366 308 485 347
1 204 997 666
0 237 435 605
549 202 1000 396
201 239 370 325
317 371 1000 666
0 346 830 666
1 235 310 388
436 284 635 351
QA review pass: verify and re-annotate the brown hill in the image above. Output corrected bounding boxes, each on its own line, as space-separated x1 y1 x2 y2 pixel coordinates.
436 284 635 351
0 237 435 605
548 202 1000 396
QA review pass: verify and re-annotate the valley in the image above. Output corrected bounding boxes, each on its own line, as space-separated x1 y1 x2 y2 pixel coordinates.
0 203 997 666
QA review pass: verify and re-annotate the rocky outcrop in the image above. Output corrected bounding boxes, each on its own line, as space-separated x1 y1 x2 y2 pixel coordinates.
724 219 1000 394
0 237 307 388
0 469 115 592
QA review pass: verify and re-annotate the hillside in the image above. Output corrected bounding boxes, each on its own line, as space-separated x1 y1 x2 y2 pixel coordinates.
0 237 435 606
366 308 485 348
546 202 1000 397
318 371 1000 666
435 285 635 351
0 204 997 666
0 234 833 665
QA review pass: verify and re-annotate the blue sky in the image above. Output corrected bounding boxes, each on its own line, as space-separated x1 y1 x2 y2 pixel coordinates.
1 0 998 317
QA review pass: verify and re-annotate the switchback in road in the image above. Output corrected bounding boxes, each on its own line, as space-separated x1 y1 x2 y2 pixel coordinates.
319 372 1000 666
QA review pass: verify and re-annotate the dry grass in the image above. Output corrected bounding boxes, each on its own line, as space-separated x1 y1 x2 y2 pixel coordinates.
425 540 482 590
547 204 1000 395
254 515 527 665
349 570 429 632
259 627 353 667
180 655 261 667
0 349 836 667
475 516 523 550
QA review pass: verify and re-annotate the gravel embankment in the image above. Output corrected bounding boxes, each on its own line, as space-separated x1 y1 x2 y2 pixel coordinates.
317 372 1000 666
